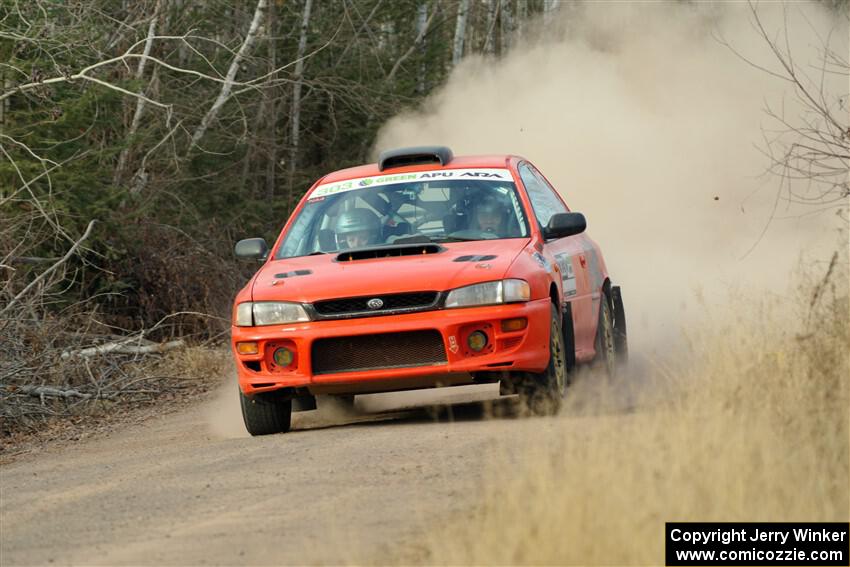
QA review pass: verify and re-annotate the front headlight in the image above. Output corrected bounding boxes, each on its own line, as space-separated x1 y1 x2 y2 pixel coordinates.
236 303 254 326
445 279 530 308
234 302 310 326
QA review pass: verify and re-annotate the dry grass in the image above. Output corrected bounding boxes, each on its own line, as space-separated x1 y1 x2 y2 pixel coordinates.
419 259 849 565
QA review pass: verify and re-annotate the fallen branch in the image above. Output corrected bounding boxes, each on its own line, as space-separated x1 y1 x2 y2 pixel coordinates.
6 385 92 400
60 339 185 360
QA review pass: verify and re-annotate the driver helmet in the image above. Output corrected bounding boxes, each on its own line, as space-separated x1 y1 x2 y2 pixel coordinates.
473 195 507 235
335 208 381 249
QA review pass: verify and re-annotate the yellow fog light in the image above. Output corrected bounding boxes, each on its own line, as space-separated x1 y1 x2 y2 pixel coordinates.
237 341 259 355
468 331 488 352
273 347 294 367
501 317 528 332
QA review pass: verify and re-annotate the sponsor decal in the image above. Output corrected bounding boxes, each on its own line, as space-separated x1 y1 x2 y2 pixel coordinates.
309 168 514 198
585 247 603 291
448 335 459 354
532 251 552 272
555 253 577 297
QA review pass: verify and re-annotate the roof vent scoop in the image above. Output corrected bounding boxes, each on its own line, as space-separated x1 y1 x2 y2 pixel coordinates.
378 146 453 171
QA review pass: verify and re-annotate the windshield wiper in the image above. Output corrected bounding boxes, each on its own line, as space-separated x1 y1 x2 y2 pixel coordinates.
388 234 433 245
434 236 480 242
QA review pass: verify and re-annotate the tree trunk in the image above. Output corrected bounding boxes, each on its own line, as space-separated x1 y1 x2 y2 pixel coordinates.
515 0 527 42
452 0 470 67
484 0 498 56
388 1 437 84
265 0 278 200
416 1 428 94
189 0 267 152
543 0 559 25
500 0 513 53
115 0 162 188
287 0 314 209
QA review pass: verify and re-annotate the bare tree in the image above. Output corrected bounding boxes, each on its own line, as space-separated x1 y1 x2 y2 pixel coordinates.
727 4 849 226
416 0 429 93
114 0 163 186
452 0 470 66
543 0 560 26
484 0 499 56
500 0 514 53
265 0 279 201
388 1 439 83
515 0 527 42
189 0 269 152
287 0 315 206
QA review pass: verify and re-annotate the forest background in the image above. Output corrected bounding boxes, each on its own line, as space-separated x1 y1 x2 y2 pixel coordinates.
1 0 847 438
1 0 581 434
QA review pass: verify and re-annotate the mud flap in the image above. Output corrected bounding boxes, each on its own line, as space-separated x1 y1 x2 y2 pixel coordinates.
562 301 576 372
292 394 317 412
611 286 628 362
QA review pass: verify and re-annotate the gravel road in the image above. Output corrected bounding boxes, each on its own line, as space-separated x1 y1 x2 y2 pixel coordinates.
1 373 636 565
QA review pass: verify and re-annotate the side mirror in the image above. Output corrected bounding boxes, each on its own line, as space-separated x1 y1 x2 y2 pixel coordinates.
544 212 586 240
235 238 269 261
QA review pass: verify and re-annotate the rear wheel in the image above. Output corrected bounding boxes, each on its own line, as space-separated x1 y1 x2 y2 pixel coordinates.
512 303 568 415
239 390 292 436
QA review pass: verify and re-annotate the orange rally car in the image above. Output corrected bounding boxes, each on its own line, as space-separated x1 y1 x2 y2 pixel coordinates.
231 146 627 435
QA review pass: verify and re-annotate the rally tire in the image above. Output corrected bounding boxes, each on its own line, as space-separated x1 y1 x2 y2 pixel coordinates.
239 390 292 436
515 303 568 416
594 294 617 380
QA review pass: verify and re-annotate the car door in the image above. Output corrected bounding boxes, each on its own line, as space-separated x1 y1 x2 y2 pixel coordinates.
517 162 595 357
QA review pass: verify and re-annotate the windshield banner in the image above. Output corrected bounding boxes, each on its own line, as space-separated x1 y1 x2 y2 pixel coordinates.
309 168 515 199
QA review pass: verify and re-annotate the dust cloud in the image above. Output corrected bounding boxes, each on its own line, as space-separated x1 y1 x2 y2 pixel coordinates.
375 2 848 351
205 385 430 439
205 382 251 439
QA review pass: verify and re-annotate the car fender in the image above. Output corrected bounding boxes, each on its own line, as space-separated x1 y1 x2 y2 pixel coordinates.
506 243 562 305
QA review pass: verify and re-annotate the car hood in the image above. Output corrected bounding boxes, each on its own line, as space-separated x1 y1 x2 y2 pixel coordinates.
250 239 529 302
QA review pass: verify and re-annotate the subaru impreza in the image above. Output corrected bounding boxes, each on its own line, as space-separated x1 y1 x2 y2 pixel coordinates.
231 146 627 435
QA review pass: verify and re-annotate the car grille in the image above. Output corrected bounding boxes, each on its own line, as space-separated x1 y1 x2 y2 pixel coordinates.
311 330 447 375
312 292 439 318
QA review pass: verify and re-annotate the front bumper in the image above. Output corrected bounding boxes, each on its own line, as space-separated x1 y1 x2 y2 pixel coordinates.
231 298 551 395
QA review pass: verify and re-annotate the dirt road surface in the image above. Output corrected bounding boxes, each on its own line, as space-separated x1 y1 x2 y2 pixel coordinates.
1 372 636 565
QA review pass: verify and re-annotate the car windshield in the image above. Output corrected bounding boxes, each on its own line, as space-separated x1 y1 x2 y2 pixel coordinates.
275 170 530 259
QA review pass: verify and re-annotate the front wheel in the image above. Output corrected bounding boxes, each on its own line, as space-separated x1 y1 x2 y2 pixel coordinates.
240 390 292 436
512 303 568 415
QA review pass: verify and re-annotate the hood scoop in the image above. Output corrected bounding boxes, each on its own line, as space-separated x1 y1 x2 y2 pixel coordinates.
454 255 497 262
335 244 444 262
275 269 312 279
